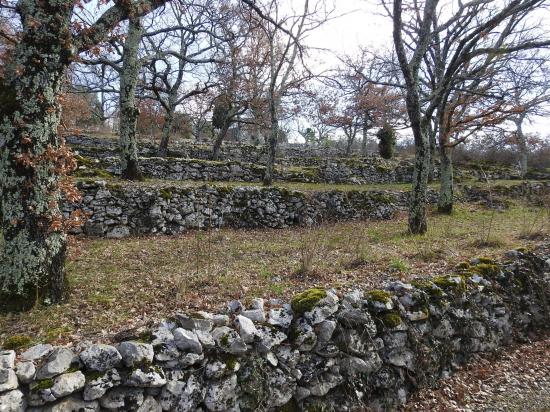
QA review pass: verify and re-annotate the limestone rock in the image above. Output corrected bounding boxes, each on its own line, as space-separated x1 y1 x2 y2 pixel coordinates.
99 387 144 410
83 369 121 401
15 361 35 384
0 389 25 412
159 380 185 410
118 341 154 367
137 396 162 412
235 315 257 343
0 369 18 393
126 367 167 388
80 344 121 372
36 348 74 380
212 327 247 355
173 329 203 354
21 344 53 362
177 375 205 411
51 371 86 398
268 306 293 329
0 351 15 370
204 374 238 412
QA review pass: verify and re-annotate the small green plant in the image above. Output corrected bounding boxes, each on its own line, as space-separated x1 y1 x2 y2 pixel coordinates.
2 334 32 350
389 258 410 272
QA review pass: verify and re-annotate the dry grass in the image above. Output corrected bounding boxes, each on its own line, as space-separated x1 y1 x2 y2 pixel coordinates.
0 202 548 347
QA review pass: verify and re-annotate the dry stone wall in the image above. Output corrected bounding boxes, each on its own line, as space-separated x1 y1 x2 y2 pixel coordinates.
65 182 400 238
1 247 548 411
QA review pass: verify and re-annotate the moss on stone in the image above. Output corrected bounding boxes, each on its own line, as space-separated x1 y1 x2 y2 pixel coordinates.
455 261 471 271
381 311 402 328
366 289 392 303
159 188 173 201
471 263 500 278
477 256 496 265
433 275 466 292
2 334 32 350
32 378 54 392
84 370 106 382
291 288 327 314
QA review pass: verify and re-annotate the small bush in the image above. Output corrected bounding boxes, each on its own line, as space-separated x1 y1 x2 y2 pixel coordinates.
377 124 396 159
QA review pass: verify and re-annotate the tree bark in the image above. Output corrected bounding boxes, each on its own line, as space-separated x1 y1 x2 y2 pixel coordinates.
119 16 143 180
263 93 278 186
515 117 528 178
212 122 230 161
409 123 431 234
437 143 454 214
158 106 174 157
0 0 73 310
361 111 370 156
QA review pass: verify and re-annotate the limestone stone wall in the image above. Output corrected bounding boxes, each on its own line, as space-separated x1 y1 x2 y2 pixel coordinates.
64 182 400 238
1 247 548 411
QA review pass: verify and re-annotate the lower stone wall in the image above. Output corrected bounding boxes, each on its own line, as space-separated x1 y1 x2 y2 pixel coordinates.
1 247 548 411
64 181 550 239
66 182 400 238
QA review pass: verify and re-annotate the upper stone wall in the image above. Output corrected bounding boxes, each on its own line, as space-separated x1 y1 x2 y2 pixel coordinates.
1 247 548 411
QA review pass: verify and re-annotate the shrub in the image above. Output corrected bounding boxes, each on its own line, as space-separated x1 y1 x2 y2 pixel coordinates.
377 124 396 159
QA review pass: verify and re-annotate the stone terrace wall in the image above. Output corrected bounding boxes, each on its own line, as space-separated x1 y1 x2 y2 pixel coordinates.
67 135 352 164
82 156 422 185
65 182 400 238
64 181 550 238
1 248 548 411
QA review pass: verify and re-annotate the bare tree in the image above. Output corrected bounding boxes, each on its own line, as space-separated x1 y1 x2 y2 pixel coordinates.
242 0 332 185
390 0 550 231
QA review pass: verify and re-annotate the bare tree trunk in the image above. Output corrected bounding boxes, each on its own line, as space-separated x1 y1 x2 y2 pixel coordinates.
409 123 431 234
212 122 230 161
263 93 278 186
119 16 143 180
515 117 528 177
428 123 437 182
0 1 72 310
438 143 454 214
158 108 174 157
361 112 370 156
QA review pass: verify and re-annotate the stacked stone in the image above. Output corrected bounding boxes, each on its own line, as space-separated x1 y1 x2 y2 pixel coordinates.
1 248 548 411
64 182 400 238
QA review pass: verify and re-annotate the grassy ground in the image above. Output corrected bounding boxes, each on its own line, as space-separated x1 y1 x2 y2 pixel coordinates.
1 201 548 347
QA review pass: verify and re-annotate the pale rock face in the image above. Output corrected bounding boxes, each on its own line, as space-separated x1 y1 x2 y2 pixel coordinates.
240 308 266 322
235 315 258 343
15 361 35 384
0 389 25 412
20 344 53 362
0 351 15 370
203 374 238 412
51 371 86 398
159 380 185 410
173 329 203 354
211 327 247 355
118 341 154 367
83 369 121 401
177 375 205 411
126 368 167 388
268 307 294 329
0 369 18 393
79 344 122 372
99 387 144 410
35 348 75 380
137 396 162 412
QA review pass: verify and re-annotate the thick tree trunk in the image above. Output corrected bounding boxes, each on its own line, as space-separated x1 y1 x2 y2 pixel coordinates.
158 109 174 157
437 143 454 214
212 122 230 161
515 118 528 177
0 1 73 310
119 16 143 180
409 124 431 234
